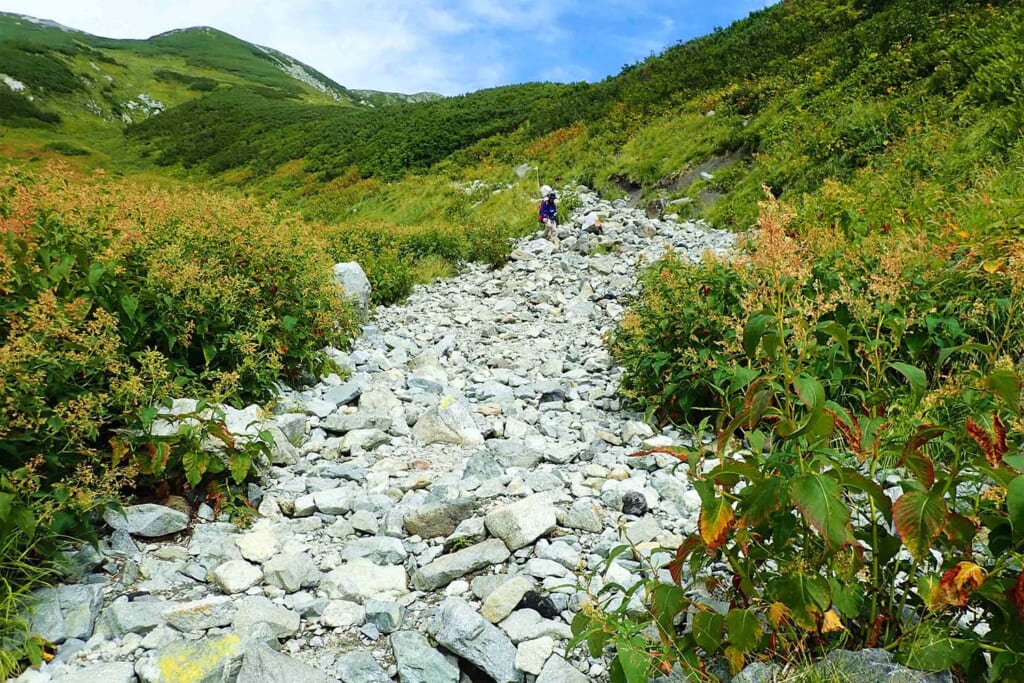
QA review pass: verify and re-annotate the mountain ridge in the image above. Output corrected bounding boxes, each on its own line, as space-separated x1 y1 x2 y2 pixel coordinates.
0 11 437 125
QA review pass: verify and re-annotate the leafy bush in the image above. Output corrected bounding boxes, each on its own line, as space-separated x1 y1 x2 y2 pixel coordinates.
0 164 355 538
0 45 82 93
0 92 61 126
590 195 1024 680
42 141 89 157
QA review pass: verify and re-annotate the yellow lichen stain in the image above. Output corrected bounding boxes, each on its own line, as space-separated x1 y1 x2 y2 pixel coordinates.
158 634 242 682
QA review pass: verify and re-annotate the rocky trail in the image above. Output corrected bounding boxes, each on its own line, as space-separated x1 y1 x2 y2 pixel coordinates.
14 188 739 683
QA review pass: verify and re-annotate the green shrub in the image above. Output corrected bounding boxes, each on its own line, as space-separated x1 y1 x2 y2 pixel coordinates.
589 194 1024 680
42 141 89 157
0 164 355 539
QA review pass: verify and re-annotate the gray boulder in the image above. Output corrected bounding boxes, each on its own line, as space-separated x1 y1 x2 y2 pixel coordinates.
103 504 189 537
262 551 318 593
334 261 372 311
536 655 588 683
813 649 953 682
162 596 236 632
52 662 136 683
404 497 478 538
232 596 301 639
432 598 522 683
337 651 390 683
391 630 460 683
412 539 510 591
29 584 102 644
485 494 557 550
237 643 335 683
412 398 484 446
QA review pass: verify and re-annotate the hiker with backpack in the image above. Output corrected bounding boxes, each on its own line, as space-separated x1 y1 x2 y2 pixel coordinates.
539 191 558 243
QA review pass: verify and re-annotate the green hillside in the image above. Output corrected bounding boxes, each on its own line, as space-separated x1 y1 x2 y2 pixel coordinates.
3 0 1024 678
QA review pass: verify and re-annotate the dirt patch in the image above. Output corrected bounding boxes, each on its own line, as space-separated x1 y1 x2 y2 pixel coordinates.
609 173 643 207
658 147 752 193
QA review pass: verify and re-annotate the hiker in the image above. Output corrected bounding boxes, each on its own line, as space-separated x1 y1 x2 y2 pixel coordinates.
539 191 558 242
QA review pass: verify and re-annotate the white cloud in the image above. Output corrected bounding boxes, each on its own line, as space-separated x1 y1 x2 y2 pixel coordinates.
0 0 777 94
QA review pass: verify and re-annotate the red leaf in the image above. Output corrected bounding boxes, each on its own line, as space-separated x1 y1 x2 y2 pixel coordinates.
994 414 1008 461
1010 573 1024 621
669 536 702 586
938 562 986 607
893 491 948 561
967 417 1000 467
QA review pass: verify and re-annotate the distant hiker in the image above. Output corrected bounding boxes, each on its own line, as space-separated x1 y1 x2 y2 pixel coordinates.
539 192 558 242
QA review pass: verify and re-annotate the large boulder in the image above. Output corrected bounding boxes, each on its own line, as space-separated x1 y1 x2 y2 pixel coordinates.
485 494 558 551
236 643 335 683
391 630 460 683
432 598 522 683
103 504 189 538
412 396 484 446
334 262 372 311
412 539 510 591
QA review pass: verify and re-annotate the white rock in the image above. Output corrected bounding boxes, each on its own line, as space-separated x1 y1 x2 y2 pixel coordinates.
209 560 263 594
321 560 408 603
516 636 554 675
485 494 557 550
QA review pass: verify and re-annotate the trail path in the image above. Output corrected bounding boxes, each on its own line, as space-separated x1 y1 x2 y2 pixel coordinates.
17 188 734 683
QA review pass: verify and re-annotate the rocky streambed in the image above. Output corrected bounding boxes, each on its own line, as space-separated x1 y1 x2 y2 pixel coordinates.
15 189 743 683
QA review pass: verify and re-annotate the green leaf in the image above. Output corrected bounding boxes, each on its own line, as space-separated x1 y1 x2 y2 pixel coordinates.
944 513 978 552
794 375 825 415
229 452 252 485
87 261 105 286
695 480 734 551
120 294 139 320
0 492 13 522
587 628 611 659
25 638 42 667
893 490 948 561
899 626 977 672
651 583 686 636
743 313 773 360
182 450 208 487
692 610 724 654
791 473 854 548
568 611 592 653
11 505 36 535
282 315 299 332
202 343 218 365
829 577 864 618
987 369 1022 411
770 573 831 629
615 637 650 683
1007 475 1024 536
816 321 849 357
1004 454 1024 472
936 343 992 368
726 608 761 652
889 361 927 397
839 468 892 520
609 658 626 683
740 476 789 527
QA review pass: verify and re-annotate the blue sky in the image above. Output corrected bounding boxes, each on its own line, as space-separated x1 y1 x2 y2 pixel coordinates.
1 1 776 94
